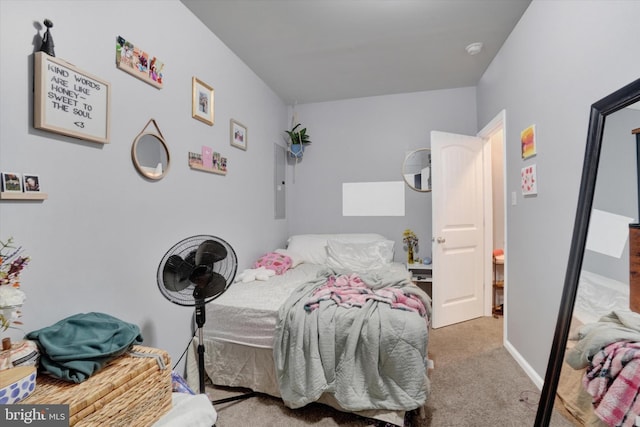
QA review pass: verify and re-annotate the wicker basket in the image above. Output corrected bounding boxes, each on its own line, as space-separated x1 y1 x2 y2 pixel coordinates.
20 345 172 426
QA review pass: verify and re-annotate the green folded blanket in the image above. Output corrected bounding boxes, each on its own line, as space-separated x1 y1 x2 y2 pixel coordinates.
26 312 143 383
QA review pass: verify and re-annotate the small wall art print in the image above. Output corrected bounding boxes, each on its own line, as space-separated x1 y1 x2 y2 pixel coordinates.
192 77 214 126
34 52 111 144
521 164 538 196
115 36 164 89
521 124 536 159
230 119 247 150
202 146 214 169
23 174 41 192
1 172 22 193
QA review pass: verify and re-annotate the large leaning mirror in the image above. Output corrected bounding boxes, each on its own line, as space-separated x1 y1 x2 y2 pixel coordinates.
132 118 170 180
536 78 640 426
403 148 431 192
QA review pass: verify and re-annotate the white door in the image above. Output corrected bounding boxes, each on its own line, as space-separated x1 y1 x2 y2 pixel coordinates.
431 131 485 328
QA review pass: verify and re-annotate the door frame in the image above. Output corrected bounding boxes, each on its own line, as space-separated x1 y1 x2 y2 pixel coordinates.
477 110 507 327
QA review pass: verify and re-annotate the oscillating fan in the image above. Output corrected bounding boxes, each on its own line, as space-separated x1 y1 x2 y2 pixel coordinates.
156 235 238 396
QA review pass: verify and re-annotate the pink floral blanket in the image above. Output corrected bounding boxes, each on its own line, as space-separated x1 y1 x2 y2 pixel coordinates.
303 273 427 317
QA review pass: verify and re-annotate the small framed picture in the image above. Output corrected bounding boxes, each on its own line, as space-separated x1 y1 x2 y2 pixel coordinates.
192 77 214 126
230 119 247 150
23 174 41 192
1 172 23 192
521 124 536 159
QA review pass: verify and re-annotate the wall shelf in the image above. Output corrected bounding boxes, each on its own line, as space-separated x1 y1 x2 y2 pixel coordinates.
188 164 227 176
0 192 48 201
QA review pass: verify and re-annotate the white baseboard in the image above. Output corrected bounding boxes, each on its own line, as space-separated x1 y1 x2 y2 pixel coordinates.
504 339 544 390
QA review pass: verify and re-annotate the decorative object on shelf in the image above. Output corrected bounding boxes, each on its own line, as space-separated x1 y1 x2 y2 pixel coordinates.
115 36 164 89
286 123 311 159
0 338 39 371
191 77 214 125
1 173 22 193
202 146 214 169
0 237 29 333
22 175 40 192
0 365 37 403
230 119 247 151
39 18 55 57
188 151 227 175
131 119 170 180
402 229 419 264
521 124 536 159
34 52 111 144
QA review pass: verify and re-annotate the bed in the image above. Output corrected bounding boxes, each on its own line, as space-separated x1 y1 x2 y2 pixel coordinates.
556 270 639 426
186 233 432 426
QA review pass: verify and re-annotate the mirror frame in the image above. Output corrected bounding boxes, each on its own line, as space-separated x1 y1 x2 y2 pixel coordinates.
131 118 171 181
536 78 640 426
402 148 432 192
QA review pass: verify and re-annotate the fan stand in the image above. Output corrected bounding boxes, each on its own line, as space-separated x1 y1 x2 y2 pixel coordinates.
194 296 256 405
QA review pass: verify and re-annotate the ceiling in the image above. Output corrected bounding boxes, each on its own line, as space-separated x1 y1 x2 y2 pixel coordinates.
181 0 531 105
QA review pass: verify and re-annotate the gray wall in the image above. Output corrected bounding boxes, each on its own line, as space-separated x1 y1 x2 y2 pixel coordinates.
477 0 640 381
287 87 478 262
0 0 289 371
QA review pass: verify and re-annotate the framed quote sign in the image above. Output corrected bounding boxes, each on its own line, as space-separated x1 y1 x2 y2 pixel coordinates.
34 52 111 144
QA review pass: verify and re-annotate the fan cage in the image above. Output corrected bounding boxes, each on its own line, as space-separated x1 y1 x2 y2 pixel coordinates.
157 235 238 306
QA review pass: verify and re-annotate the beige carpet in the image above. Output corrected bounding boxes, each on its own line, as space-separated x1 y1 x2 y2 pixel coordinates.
206 316 574 426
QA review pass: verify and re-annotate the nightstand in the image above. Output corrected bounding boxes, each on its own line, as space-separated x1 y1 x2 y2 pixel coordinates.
407 262 432 299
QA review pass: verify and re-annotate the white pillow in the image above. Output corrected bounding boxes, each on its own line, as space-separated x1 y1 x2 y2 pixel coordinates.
325 239 395 273
274 248 304 267
286 233 387 265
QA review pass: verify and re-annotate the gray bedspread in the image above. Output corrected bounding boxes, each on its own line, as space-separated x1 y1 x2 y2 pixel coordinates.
273 266 431 411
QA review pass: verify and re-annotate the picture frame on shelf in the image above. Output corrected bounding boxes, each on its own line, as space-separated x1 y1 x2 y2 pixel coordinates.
230 119 247 150
192 77 214 126
23 174 41 192
115 36 164 89
1 172 23 192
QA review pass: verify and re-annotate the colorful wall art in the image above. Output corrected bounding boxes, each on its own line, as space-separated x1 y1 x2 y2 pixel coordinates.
521 124 536 159
116 36 164 89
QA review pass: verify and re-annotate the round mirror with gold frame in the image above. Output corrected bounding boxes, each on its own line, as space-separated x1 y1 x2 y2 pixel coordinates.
132 119 170 180
403 148 431 192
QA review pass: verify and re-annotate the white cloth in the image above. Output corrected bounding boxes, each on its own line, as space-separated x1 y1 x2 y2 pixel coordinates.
152 392 217 427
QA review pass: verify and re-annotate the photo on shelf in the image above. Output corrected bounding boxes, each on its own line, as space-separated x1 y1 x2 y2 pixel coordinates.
1 172 22 192
23 174 41 192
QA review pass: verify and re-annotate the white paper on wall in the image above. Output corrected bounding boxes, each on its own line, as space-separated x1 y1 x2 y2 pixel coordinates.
342 181 405 216
585 209 634 258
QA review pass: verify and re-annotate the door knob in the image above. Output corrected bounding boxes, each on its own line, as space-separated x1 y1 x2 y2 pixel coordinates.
437 237 446 243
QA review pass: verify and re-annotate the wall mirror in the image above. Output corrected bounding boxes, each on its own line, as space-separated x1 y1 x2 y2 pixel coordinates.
403 148 431 192
536 78 640 426
132 118 170 180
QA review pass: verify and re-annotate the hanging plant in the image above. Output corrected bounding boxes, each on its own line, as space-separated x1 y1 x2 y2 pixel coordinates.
286 123 311 159
286 123 311 145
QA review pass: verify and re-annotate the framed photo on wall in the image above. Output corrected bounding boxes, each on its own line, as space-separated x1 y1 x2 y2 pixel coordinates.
192 77 214 126
521 124 537 159
23 174 41 192
34 52 111 144
230 119 247 150
1 172 22 192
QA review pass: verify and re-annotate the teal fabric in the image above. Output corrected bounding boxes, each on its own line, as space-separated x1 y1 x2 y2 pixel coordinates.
26 312 143 383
